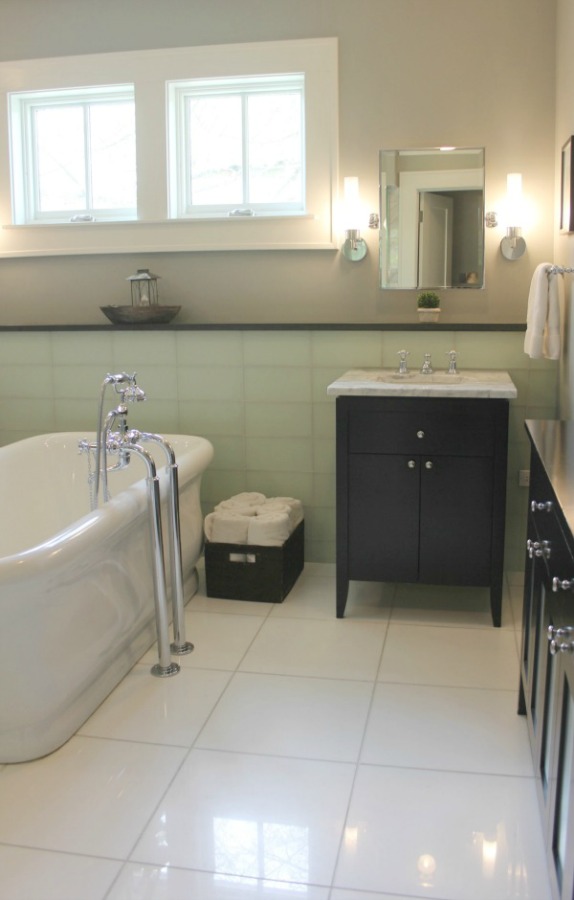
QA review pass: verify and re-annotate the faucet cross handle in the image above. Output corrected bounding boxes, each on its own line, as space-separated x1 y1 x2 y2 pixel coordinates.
396 349 410 374
446 350 458 374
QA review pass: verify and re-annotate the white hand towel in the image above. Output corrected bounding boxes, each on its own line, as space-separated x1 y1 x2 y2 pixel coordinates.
247 510 291 546
524 263 562 359
206 510 252 543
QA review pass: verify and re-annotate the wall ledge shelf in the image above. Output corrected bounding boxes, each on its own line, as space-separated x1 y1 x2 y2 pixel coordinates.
0 322 526 333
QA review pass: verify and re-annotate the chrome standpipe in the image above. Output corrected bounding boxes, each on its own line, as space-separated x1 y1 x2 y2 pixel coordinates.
130 431 193 655
115 435 179 678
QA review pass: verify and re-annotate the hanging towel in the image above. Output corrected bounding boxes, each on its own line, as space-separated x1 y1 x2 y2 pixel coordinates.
524 263 562 359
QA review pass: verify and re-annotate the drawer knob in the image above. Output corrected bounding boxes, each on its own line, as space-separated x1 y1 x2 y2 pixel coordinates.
424 460 433 470
552 577 574 592
547 625 574 640
407 460 416 469
527 539 551 559
549 637 574 656
417 430 425 439
531 500 553 513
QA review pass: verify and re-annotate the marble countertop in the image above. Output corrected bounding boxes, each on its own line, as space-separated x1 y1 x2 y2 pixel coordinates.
326 368 517 399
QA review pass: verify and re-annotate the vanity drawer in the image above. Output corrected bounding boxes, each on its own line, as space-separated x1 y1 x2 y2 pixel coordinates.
347 401 496 457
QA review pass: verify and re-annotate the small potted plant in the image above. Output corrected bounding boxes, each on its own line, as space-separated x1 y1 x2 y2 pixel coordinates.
417 291 441 322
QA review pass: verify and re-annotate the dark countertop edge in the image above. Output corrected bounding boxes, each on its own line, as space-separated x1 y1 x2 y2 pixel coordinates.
0 322 527 332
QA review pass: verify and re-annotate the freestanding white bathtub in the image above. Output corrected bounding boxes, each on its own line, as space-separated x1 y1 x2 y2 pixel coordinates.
0 432 213 763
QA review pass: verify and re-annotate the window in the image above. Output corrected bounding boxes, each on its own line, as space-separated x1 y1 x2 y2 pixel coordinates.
9 85 136 224
168 74 305 219
0 38 338 257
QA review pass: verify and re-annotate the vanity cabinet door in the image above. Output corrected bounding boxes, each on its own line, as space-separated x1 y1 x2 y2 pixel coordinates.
419 455 493 585
348 454 420 582
545 590 574 900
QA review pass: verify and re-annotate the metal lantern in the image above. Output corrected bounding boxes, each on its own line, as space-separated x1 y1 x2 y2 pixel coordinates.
127 268 160 307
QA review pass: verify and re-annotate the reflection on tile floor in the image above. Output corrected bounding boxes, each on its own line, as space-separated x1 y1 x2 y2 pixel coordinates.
0 564 553 900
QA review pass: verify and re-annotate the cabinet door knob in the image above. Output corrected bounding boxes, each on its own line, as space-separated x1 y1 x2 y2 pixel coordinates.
424 460 433 470
531 500 553 513
549 638 574 655
552 577 574 592
407 460 416 469
417 430 425 439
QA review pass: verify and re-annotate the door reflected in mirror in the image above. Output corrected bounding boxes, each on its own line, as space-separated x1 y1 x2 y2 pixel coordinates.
379 147 485 290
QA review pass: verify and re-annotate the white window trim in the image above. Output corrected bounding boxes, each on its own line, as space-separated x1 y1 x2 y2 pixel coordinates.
0 38 338 258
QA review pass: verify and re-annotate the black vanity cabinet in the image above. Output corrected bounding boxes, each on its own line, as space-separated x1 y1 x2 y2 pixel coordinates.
335 396 510 625
519 420 574 900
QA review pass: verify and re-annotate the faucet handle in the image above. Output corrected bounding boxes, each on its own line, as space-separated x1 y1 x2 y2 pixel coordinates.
446 350 458 374
396 349 410 374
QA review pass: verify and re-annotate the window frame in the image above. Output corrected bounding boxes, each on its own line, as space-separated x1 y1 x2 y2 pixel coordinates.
168 72 306 220
0 38 338 258
9 83 137 225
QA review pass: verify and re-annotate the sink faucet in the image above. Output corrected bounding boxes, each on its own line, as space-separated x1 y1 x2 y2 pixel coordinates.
396 349 410 375
446 350 458 374
420 353 433 375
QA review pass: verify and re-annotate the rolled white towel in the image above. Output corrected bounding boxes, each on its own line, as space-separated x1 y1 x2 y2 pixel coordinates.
215 492 266 513
206 510 252 544
262 497 304 529
247 510 291 546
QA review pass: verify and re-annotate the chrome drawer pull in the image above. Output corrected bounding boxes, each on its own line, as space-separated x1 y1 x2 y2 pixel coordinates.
424 460 433 470
531 500 553 513
407 460 416 469
552 577 574 592
417 430 425 439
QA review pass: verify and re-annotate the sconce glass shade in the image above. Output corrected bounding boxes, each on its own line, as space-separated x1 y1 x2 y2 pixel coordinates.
500 173 526 260
341 177 367 261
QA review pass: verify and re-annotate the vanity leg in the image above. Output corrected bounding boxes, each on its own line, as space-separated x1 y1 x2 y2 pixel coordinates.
490 581 502 627
517 674 526 715
336 573 349 618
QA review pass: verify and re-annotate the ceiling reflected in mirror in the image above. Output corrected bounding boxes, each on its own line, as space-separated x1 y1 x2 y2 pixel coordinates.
379 147 485 290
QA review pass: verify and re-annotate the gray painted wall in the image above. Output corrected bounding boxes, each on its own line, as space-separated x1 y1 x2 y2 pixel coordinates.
0 0 557 327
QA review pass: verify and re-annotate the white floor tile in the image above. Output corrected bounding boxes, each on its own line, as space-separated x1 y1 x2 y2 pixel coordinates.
331 891 406 900
79 664 231 746
140 610 267 671
108 863 330 899
239 617 387 680
131 748 355 886
0 845 121 900
335 765 552 899
2 565 553 900
0 736 185 858
378 622 520 689
195 671 373 761
362 682 533 776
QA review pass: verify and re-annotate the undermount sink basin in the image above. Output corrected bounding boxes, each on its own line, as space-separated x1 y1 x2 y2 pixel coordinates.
326 368 517 399
376 372 463 384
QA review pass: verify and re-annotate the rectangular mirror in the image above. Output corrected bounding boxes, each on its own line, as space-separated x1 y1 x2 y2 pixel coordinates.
379 147 485 290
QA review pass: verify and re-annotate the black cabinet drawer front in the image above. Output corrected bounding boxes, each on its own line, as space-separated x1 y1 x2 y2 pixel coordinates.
529 458 574 580
348 409 495 456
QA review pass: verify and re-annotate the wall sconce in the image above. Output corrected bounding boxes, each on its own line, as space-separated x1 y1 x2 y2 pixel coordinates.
341 177 373 262
500 173 526 259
